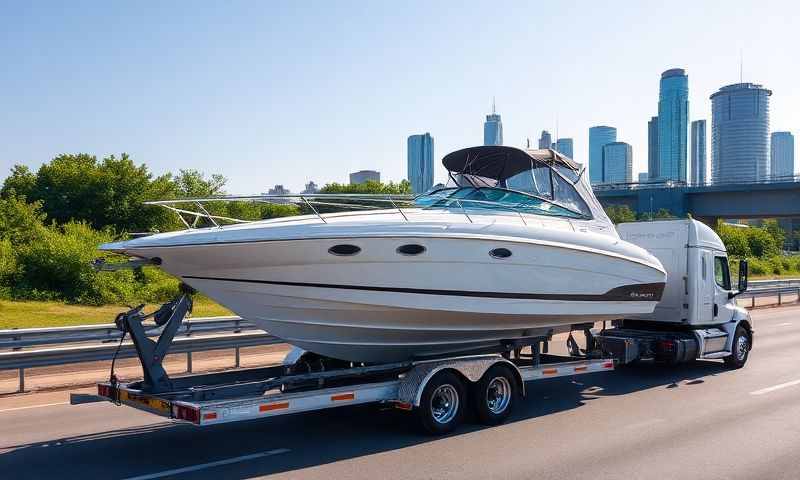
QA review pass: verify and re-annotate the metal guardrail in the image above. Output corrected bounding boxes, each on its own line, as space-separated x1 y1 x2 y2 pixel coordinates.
737 285 800 309
1 282 799 394
0 317 281 393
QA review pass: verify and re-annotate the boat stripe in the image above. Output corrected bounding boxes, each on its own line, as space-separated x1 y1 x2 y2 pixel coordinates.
181 276 665 302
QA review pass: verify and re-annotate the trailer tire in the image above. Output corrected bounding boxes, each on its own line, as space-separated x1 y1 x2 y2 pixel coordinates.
724 326 750 369
472 364 518 426
417 370 466 435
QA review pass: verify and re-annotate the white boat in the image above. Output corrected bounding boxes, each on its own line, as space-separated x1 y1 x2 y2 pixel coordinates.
100 146 666 362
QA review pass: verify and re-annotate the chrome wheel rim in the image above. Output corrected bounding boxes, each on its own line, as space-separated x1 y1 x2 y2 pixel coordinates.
430 384 459 424
486 377 512 414
736 335 749 361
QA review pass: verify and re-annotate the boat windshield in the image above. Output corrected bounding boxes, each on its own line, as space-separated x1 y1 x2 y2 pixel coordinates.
415 187 590 219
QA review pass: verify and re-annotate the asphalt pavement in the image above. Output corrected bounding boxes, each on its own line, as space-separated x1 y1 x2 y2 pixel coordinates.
2 306 800 479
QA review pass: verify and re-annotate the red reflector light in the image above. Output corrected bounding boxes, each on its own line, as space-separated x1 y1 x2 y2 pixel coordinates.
98 384 112 398
603 362 614 369
173 404 200 424
659 340 675 352
202 412 218 421
331 392 355 402
393 401 413 411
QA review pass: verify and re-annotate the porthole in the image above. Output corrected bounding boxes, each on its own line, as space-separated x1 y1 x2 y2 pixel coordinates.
397 244 426 256
489 247 512 259
328 244 361 256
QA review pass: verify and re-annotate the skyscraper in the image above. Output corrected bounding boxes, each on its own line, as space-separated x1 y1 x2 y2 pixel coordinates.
691 120 707 185
602 142 633 184
710 83 772 183
538 130 552 149
349 170 380 184
588 126 617 184
483 100 503 146
638 172 649 183
555 138 574 159
648 116 659 180
407 132 434 194
771 131 795 178
658 68 689 182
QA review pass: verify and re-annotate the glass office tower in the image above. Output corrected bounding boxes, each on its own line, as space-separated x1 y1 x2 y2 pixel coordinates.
602 142 633 184
589 126 617 184
555 138 574 159
691 120 707 185
407 133 434 194
770 131 795 178
483 101 503 146
648 116 659 180
658 68 689 182
710 83 772 183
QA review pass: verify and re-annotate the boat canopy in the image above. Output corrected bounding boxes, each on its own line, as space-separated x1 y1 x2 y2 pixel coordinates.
440 146 612 225
442 146 581 181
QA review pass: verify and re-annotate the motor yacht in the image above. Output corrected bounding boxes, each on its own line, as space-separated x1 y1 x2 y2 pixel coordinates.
100 146 666 362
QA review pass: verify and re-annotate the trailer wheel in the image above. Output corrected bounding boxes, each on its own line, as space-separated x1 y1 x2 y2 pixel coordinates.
724 326 750 369
417 370 466 435
472 364 518 426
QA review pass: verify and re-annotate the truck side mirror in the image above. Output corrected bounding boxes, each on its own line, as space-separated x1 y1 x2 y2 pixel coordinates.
737 259 748 293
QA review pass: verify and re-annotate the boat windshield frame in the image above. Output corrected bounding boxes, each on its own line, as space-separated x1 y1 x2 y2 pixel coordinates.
414 185 592 220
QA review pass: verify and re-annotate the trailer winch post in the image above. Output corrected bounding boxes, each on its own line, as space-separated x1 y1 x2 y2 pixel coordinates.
117 289 194 393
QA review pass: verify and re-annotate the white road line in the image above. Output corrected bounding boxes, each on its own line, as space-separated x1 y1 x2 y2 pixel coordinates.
0 401 69 414
121 449 291 480
777 322 793 327
751 379 800 396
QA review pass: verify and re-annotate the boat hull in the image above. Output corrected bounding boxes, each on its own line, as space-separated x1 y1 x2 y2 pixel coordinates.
112 231 666 363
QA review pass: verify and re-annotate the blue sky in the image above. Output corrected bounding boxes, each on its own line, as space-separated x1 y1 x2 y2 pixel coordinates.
1 1 797 193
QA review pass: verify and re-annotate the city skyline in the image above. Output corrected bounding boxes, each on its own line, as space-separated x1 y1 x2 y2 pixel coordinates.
1 2 798 193
657 69 689 182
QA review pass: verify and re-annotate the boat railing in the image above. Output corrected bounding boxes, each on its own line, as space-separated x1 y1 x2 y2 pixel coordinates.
143 193 537 229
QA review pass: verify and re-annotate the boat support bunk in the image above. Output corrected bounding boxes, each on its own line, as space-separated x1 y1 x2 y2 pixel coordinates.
94 290 614 434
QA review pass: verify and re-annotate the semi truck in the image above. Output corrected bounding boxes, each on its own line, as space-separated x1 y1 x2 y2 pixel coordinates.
94 219 751 434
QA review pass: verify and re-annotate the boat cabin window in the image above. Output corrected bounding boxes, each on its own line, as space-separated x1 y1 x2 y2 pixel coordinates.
552 174 591 218
505 161 553 199
714 256 731 290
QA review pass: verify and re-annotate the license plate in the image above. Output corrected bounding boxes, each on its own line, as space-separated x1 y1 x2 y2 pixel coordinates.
119 390 171 414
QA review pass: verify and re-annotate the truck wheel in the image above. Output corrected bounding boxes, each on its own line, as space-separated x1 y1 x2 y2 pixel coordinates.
472 364 518 426
417 370 466 435
724 326 750 369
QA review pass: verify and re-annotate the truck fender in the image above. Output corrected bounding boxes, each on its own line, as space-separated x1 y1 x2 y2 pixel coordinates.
722 308 753 352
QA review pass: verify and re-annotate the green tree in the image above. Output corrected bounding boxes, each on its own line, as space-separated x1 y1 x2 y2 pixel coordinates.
604 204 637 224
762 219 786 251
0 194 47 245
0 164 36 199
747 227 780 258
320 179 412 194
716 222 751 258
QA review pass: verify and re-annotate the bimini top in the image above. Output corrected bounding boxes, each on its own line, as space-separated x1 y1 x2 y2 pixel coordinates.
443 146 581 181
434 145 612 227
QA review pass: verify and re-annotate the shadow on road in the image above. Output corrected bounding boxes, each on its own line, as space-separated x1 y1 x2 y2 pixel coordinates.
0 360 730 479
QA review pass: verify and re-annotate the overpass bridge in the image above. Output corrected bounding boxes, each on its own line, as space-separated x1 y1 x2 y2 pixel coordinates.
594 176 800 224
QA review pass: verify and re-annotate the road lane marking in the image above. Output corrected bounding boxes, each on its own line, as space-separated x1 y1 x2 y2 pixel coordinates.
0 401 69 414
751 379 800 396
777 322 793 327
121 449 291 480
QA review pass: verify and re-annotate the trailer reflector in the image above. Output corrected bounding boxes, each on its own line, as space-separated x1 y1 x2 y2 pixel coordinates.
574 366 587 372
98 384 112 398
331 392 355 402
259 401 290 412
173 404 200 424
393 401 413 411
203 412 218 421
603 361 613 369
542 368 558 375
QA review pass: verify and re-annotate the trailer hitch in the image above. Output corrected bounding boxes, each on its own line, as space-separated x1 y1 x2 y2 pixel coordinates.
115 285 194 393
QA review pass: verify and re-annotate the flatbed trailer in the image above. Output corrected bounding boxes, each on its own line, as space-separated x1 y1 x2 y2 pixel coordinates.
94 290 615 434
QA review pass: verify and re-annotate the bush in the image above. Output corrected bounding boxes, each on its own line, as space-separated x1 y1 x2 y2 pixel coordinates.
13 222 118 304
747 228 780 258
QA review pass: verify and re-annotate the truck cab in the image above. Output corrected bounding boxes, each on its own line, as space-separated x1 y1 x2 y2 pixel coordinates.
597 219 752 368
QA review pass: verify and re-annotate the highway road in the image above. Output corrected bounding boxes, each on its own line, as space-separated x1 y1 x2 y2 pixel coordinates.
2 306 800 479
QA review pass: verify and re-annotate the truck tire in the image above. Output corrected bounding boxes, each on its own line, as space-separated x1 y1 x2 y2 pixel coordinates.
417 370 466 435
724 326 750 369
472 364 518 426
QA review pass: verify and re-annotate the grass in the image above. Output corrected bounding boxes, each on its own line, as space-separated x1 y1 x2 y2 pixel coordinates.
0 297 232 330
